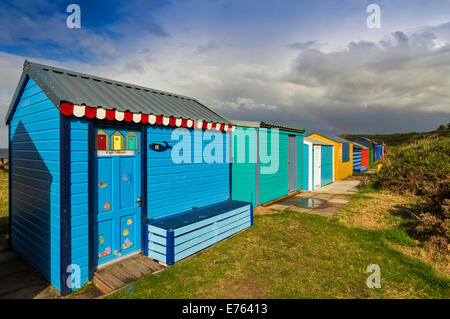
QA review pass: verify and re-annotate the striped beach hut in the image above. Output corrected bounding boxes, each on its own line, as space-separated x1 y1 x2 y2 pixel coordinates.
352 141 369 172
356 137 376 166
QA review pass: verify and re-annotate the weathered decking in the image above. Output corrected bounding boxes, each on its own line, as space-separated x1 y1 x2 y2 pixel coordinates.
93 254 164 294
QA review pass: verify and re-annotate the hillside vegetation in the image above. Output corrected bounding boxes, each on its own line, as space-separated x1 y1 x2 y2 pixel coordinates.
370 136 449 253
341 125 450 146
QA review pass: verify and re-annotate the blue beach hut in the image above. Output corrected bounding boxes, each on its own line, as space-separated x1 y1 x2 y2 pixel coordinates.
5 60 253 295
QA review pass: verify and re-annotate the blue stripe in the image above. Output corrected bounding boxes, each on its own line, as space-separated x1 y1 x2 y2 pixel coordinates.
166 229 175 265
60 114 71 296
141 125 148 256
88 120 95 280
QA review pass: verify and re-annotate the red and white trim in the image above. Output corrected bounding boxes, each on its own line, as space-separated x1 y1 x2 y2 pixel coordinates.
59 102 235 132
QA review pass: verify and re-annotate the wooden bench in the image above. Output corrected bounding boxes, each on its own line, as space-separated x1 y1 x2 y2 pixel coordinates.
146 200 253 265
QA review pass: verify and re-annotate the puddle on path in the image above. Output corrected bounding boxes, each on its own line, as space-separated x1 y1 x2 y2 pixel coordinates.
277 197 327 209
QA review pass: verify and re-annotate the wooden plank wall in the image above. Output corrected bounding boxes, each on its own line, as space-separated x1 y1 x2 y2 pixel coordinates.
147 204 252 264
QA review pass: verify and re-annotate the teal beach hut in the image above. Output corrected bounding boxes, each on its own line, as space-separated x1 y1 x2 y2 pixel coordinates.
230 120 305 206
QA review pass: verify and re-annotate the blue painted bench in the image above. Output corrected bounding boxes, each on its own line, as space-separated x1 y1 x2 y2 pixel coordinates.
146 200 253 265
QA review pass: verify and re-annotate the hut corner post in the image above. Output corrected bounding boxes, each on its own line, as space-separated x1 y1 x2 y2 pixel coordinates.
60 114 72 296
166 229 175 265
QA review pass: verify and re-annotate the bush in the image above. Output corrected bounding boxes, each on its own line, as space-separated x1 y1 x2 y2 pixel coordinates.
371 137 450 252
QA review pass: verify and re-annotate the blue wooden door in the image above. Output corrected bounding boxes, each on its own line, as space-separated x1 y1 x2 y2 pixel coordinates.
95 127 141 265
320 145 333 186
288 135 298 193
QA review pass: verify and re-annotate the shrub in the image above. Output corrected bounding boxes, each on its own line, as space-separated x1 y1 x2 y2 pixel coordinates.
371 137 450 252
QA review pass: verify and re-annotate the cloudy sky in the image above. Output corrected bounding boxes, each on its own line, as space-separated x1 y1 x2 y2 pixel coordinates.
0 0 449 147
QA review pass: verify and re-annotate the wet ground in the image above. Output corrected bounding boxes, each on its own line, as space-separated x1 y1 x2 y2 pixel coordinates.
266 177 362 217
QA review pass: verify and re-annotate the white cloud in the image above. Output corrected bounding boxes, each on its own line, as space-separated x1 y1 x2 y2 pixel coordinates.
1 21 450 147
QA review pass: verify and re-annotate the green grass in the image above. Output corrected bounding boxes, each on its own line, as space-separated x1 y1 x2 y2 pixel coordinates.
107 209 449 299
0 169 8 234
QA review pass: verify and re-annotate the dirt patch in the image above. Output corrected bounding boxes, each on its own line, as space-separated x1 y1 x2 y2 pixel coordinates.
337 192 412 229
254 206 281 216
212 277 268 299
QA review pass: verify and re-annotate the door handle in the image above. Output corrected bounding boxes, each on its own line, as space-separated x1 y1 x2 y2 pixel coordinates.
136 196 142 207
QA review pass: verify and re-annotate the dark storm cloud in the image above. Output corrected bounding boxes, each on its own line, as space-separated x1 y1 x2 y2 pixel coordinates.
287 40 316 50
207 28 450 134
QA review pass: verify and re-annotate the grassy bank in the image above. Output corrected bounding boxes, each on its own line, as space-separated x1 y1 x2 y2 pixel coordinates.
341 127 449 146
108 198 449 299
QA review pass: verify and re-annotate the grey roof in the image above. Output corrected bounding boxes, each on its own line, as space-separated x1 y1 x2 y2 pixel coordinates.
308 133 353 144
6 60 232 124
304 137 334 146
357 137 383 146
352 141 369 149
357 137 377 144
232 120 305 134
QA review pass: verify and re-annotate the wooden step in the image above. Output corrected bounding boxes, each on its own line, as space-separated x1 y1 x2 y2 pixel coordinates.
93 254 165 294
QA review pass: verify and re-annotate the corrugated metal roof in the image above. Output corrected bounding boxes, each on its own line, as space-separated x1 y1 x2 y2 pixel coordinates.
304 137 334 146
232 120 305 134
352 141 369 149
6 60 232 125
357 137 375 142
308 133 353 144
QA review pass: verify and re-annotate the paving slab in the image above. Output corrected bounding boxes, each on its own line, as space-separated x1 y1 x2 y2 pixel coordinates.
0 234 9 251
287 206 313 214
307 193 334 200
267 178 362 218
328 197 350 204
312 179 362 194
0 249 57 299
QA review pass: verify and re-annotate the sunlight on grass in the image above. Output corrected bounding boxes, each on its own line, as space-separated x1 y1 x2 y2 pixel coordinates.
107 210 449 299
0 169 8 234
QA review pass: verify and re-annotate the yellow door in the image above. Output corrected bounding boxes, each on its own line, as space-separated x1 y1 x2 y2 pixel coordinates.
113 136 122 150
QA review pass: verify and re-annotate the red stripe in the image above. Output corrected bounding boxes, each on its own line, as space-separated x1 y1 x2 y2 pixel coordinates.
219 124 225 131
124 111 133 122
211 123 216 130
156 116 163 125
60 102 74 116
85 106 97 119
181 119 187 127
141 114 149 124
202 121 207 129
169 117 176 126
105 109 116 120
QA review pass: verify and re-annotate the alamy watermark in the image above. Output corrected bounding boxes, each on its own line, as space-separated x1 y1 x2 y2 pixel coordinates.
366 264 381 288
66 4 81 29
66 263 81 290
366 4 381 29
167 127 280 174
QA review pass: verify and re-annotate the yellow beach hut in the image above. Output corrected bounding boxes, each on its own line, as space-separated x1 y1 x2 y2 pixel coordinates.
307 133 353 180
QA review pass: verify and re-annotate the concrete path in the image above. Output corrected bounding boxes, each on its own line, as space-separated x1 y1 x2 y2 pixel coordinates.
0 236 59 299
265 177 362 218
312 178 361 195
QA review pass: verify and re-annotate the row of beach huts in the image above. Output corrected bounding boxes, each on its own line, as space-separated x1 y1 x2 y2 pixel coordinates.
5 61 385 295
